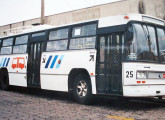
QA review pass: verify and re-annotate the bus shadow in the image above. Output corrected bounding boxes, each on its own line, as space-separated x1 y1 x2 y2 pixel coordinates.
92 96 165 111
9 86 73 103
8 86 165 111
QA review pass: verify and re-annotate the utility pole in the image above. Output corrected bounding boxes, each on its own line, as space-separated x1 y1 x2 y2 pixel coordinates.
41 0 45 25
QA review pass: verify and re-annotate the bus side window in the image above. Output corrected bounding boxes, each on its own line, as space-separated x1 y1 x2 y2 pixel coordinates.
1 38 13 55
47 28 69 51
69 37 96 50
13 35 28 54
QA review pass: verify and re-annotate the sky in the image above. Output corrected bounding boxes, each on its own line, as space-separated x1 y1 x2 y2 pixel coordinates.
0 0 121 26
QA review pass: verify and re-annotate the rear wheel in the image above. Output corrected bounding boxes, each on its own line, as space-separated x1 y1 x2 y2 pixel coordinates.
73 74 92 104
0 70 9 91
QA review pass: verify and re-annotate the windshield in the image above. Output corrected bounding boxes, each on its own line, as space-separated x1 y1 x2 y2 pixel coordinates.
157 28 165 62
126 23 161 62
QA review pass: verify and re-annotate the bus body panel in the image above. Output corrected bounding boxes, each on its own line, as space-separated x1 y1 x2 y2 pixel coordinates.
123 62 165 97
41 75 68 92
40 49 97 94
9 73 27 87
123 85 165 97
0 54 28 87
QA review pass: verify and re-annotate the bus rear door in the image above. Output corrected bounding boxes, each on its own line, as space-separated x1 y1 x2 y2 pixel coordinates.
27 32 45 88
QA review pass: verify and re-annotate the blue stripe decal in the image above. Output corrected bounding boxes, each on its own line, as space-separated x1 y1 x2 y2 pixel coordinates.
6 58 10 67
0 58 4 67
56 55 64 69
3 58 7 67
50 55 58 68
45 56 52 68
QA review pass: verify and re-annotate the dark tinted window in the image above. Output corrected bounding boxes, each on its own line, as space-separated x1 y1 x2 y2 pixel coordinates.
32 32 45 37
157 28 165 62
0 40 1 44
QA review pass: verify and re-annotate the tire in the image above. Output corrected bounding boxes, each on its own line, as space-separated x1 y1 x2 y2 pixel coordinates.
0 70 9 91
73 73 92 104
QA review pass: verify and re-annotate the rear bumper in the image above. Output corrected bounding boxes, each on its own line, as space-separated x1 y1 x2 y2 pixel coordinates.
123 85 165 97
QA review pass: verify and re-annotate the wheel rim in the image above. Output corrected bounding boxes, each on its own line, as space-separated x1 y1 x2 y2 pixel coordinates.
77 80 87 97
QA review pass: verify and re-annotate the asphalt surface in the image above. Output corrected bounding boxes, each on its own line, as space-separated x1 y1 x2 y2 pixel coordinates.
0 87 165 120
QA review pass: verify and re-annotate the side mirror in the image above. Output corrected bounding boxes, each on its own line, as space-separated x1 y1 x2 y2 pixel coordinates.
125 25 133 43
125 30 133 42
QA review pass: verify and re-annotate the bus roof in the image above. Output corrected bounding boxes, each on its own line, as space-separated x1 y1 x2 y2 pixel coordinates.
0 13 164 39
98 13 165 28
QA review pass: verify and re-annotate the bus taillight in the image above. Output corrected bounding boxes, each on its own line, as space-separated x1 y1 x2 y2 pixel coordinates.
124 16 129 19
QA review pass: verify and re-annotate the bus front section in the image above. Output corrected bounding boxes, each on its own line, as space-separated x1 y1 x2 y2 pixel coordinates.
123 21 165 98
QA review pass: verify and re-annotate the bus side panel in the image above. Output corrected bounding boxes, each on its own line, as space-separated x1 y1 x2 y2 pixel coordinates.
0 54 28 87
40 49 97 93
9 73 27 87
41 75 68 92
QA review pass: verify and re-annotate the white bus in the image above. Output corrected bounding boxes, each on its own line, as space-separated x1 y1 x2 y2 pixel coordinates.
0 14 165 104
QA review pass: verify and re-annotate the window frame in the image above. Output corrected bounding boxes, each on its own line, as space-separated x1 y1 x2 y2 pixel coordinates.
71 23 97 38
46 39 68 52
32 32 45 37
15 35 28 45
69 36 96 50
69 22 97 50
156 27 165 63
13 44 28 54
49 28 69 41
125 21 165 64
46 27 69 52
12 34 29 54
2 37 14 47
0 37 14 55
0 46 13 55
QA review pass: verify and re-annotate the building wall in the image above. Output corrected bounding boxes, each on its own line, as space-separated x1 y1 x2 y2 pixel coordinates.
0 0 164 37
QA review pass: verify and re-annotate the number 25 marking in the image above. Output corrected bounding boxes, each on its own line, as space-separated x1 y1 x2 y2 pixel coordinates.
126 71 133 78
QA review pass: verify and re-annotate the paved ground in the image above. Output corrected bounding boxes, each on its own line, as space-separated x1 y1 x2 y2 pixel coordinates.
0 87 165 120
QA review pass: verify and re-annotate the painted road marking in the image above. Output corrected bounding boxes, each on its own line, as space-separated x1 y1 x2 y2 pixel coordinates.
107 116 134 120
